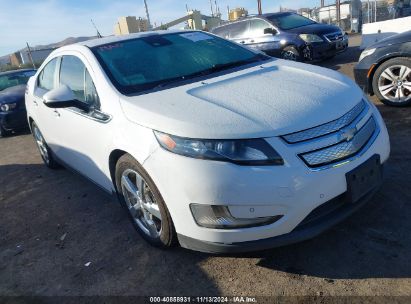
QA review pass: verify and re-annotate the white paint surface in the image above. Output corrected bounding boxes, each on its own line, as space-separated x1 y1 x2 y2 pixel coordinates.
361 16 411 49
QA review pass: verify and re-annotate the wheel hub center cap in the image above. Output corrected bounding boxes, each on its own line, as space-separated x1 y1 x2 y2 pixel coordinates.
397 80 403 87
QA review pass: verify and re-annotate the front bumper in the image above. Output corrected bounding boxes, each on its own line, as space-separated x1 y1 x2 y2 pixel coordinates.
0 108 28 131
354 66 373 95
178 185 381 253
308 37 349 61
142 103 390 252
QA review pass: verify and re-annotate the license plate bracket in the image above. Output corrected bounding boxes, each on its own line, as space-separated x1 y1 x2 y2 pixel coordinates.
346 155 382 203
336 40 344 49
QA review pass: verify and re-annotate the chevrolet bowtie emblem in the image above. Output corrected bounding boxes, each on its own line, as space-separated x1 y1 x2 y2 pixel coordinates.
339 127 357 142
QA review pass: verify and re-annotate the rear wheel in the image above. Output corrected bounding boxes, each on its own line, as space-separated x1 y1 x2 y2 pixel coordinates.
281 46 301 61
372 57 411 107
115 154 177 248
31 121 60 169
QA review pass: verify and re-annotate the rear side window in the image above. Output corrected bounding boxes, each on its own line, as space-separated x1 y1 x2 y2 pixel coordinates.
38 58 58 91
212 26 229 39
59 55 99 107
229 21 249 39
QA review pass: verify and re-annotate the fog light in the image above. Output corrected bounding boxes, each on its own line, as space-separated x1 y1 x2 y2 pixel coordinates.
190 204 283 229
0 103 17 112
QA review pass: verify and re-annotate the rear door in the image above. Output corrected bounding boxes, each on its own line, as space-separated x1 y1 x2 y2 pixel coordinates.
227 21 250 45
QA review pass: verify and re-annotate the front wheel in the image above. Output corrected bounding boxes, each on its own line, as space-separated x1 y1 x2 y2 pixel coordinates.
281 46 302 61
115 154 177 249
372 57 411 107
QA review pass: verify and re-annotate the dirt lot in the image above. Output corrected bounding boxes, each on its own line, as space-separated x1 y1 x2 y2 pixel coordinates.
1 35 410 298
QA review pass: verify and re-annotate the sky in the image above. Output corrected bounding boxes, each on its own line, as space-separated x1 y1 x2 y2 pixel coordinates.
0 0 337 57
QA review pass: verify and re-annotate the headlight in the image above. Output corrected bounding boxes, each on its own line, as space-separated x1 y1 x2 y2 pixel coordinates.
154 131 284 166
359 48 376 62
190 204 283 229
0 103 17 112
299 34 324 43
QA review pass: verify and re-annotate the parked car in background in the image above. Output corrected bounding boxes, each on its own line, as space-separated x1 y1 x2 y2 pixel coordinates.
355 30 411 107
26 31 389 253
0 69 36 137
211 12 348 62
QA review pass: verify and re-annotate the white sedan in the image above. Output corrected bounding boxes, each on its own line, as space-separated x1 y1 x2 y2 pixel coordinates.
25 30 390 253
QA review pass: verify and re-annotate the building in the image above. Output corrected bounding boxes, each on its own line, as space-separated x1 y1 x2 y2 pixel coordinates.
114 16 149 35
228 8 248 21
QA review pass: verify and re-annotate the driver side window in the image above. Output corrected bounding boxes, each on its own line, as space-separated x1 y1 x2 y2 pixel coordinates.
59 55 100 110
249 19 272 37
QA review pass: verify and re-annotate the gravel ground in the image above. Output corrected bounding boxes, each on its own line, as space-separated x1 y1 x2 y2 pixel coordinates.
0 35 410 299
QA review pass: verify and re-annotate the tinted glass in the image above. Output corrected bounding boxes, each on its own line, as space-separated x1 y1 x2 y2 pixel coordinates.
93 32 267 95
84 70 99 107
249 19 272 36
60 56 99 107
229 21 249 38
38 59 58 91
211 26 229 39
0 70 36 91
266 13 315 30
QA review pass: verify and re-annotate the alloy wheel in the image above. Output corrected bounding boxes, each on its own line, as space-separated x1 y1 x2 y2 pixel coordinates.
282 50 298 61
121 169 162 238
378 65 411 104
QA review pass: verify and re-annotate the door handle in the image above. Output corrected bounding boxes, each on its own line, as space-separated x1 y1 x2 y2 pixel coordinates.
33 100 38 107
53 110 61 117
240 41 245 44
250 40 255 43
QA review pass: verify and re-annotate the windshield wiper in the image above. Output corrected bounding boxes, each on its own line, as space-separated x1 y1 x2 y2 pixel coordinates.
147 55 268 92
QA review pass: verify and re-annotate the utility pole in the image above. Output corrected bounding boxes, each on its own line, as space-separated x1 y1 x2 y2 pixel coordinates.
367 0 371 23
321 0 325 7
374 0 377 22
143 0 152 29
209 0 214 16
257 0 262 15
26 42 36 69
336 0 341 27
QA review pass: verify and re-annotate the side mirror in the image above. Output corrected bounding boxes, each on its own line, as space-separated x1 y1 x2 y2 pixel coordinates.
43 85 89 111
264 28 278 35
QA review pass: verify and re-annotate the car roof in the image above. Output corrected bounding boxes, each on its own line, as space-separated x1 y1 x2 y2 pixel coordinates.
212 12 295 30
77 29 190 48
0 69 36 76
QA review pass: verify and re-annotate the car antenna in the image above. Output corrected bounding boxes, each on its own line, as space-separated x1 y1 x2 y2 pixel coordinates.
91 19 102 38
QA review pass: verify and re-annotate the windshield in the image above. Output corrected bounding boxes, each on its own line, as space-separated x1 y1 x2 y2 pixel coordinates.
92 32 268 95
266 13 316 30
0 70 36 91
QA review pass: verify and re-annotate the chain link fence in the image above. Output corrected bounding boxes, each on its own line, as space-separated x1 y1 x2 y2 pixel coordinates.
299 0 411 33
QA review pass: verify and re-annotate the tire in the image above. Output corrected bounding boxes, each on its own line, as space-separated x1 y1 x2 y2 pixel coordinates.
0 125 10 138
115 154 177 249
31 121 60 169
281 46 302 61
372 57 411 107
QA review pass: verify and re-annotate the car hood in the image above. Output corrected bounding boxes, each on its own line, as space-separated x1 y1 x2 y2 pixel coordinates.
367 30 411 49
0 84 26 103
120 60 363 139
285 23 341 35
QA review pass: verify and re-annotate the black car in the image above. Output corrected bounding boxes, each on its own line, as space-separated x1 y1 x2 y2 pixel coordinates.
0 69 36 137
211 12 348 62
355 30 411 107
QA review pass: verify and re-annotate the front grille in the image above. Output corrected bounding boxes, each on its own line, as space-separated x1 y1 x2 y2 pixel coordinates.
282 100 366 144
300 116 377 168
324 31 344 42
